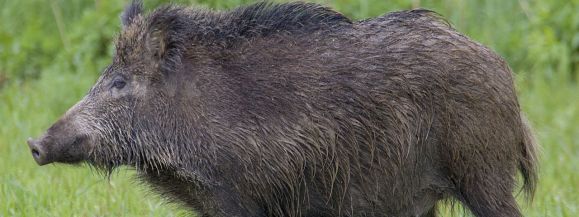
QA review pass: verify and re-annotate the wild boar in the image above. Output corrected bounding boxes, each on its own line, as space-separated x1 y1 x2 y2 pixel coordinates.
28 1 537 217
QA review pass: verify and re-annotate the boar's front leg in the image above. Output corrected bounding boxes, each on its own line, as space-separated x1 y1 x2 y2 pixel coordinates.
197 186 266 217
141 169 264 217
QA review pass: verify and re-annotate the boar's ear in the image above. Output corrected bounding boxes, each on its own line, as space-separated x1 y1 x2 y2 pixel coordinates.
144 9 186 73
121 0 143 27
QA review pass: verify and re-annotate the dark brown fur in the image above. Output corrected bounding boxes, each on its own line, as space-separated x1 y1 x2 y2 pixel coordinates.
28 1 537 217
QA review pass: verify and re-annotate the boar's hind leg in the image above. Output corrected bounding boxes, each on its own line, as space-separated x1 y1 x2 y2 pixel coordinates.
453 172 522 217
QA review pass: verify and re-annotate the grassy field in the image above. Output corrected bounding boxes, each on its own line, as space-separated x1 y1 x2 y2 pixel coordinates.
1 0 578 216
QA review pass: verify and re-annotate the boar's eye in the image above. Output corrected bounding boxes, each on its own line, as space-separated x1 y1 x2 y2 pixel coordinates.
112 77 127 90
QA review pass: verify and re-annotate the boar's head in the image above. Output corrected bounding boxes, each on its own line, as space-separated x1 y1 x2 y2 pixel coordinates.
28 2 194 173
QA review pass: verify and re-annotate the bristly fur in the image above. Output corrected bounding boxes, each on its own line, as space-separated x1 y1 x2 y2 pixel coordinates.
223 2 351 37
121 0 143 27
117 1 351 53
35 1 537 217
115 1 352 79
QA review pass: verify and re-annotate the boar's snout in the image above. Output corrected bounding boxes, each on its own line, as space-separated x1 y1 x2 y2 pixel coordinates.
27 137 52 165
27 115 90 166
27 134 88 166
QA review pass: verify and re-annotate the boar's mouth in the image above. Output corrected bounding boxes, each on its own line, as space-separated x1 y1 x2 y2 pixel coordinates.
27 135 88 166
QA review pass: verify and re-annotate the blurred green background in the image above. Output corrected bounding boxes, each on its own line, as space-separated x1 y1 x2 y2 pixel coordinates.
0 0 577 216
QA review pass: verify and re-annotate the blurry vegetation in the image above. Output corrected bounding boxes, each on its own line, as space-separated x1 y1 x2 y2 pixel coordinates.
0 0 577 216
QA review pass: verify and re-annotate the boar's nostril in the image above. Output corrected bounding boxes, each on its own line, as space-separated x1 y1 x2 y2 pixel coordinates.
31 148 41 159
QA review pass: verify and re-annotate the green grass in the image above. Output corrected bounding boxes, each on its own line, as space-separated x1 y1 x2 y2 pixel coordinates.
1 0 578 216
516 78 579 216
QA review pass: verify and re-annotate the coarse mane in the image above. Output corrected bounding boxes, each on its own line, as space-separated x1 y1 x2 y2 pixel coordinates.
118 1 352 52
219 1 352 39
